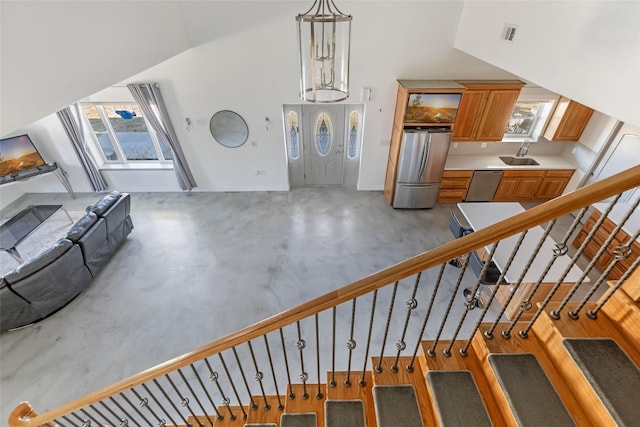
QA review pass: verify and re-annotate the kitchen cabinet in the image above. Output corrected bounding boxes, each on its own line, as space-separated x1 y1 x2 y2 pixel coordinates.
572 209 640 280
543 96 594 141
453 81 525 142
493 169 574 202
437 170 473 203
384 80 465 204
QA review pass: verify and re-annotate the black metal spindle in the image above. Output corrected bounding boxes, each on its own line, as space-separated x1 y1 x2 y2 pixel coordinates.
502 207 588 338
204 358 237 421
108 396 140 427
296 321 309 399
391 273 422 372
315 313 323 399
176 368 215 427
330 306 337 387
70 411 87 426
345 298 357 385
63 414 80 427
360 289 378 386
279 328 295 400
152 378 190 427
89 403 117 427
232 346 259 410
189 363 223 421
130 387 164 426
247 340 271 410
428 256 467 356
589 251 640 318
53 420 67 427
375 281 399 371
218 353 248 420
142 382 178 427
408 264 445 371
263 335 285 410
79 408 102 427
120 391 155 427
460 232 526 356
164 373 203 427
562 197 640 319
98 400 129 427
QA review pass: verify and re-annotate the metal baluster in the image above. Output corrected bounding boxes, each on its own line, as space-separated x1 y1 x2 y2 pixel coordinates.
428 256 471 356
219 353 248 420
263 335 285 410
502 208 587 338
408 264 445 371
296 321 309 399
589 250 640 318
391 273 422 371
89 403 118 427
176 368 215 426
330 307 337 387
375 281 399 371
164 373 203 427
279 328 295 400
189 363 223 421
434 244 495 357
345 298 357 385
152 378 190 427
247 340 271 410
80 408 102 427
65 414 81 427
562 197 640 319
315 313 323 399
141 383 178 427
520 197 622 337
53 420 67 427
99 400 131 427
108 396 141 427
204 358 238 421
360 289 378 386
120 392 154 427
70 412 86 426
460 232 527 356
130 387 164 427
232 346 259 410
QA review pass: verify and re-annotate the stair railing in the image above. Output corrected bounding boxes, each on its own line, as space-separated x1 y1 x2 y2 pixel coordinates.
9 165 640 427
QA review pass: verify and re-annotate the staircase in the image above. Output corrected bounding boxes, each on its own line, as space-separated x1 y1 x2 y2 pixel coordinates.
8 165 640 427
180 286 639 427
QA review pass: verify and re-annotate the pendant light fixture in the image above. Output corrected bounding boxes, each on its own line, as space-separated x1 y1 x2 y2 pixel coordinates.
296 0 352 103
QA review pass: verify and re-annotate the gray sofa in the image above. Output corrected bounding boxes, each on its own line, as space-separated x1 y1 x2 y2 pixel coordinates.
0 192 133 332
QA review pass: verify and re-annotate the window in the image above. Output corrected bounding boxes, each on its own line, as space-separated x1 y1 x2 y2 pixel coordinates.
347 111 359 160
81 103 173 162
287 111 300 160
315 113 333 156
505 100 554 139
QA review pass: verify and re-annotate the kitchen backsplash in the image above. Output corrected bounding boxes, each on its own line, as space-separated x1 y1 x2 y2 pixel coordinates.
447 139 571 156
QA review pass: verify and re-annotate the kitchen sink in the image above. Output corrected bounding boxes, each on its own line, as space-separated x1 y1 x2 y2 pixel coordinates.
499 156 540 166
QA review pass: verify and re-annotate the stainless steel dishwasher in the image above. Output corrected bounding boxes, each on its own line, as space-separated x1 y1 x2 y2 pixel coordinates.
465 170 503 201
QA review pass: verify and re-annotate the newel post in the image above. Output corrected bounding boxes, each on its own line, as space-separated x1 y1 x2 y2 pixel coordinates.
8 402 39 427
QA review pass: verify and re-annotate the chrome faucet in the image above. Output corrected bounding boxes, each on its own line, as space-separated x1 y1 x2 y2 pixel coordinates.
516 140 531 158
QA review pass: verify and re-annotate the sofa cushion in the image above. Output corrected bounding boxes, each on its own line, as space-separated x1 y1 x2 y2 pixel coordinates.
63 212 98 242
91 191 121 216
1 284 42 332
78 218 111 277
4 239 73 284
102 195 130 236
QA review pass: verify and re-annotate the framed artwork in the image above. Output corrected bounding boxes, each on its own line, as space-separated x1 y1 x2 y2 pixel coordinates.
404 93 462 124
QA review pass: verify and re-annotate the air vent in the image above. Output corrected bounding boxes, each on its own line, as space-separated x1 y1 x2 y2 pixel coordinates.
503 24 518 42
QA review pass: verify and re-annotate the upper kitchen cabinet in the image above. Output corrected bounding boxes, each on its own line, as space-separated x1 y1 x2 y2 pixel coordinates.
452 81 525 142
543 96 594 141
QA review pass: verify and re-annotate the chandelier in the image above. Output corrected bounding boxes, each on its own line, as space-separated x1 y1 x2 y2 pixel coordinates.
296 0 352 103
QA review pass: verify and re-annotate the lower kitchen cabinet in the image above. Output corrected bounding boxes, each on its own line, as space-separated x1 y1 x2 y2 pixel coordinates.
573 209 639 280
534 169 575 200
437 170 473 203
493 169 574 202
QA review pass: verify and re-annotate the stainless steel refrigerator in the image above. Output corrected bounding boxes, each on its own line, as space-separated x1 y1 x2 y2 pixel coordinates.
392 128 452 209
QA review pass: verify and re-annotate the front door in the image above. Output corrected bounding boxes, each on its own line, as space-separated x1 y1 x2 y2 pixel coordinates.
302 105 346 186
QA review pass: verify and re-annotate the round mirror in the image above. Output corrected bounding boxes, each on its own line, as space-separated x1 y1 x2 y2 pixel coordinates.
210 110 249 148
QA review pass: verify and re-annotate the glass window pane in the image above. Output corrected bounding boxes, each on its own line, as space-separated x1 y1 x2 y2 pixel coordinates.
105 104 158 160
505 101 541 136
348 111 359 159
315 113 332 156
82 105 106 132
96 133 118 160
288 111 300 159
158 137 173 160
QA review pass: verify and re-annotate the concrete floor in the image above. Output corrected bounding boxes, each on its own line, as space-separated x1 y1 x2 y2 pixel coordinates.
0 188 593 423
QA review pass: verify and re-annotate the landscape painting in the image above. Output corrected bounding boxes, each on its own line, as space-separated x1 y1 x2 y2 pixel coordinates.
404 93 462 124
0 135 47 176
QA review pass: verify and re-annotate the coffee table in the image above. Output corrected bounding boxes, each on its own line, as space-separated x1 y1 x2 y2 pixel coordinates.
0 205 71 263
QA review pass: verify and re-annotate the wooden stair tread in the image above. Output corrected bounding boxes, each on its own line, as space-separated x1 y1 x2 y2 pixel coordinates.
600 285 640 355
279 413 316 427
488 353 576 426
326 371 376 427
426 370 492 427
283 384 325 427
372 356 436 426
563 338 640 426
245 395 284 425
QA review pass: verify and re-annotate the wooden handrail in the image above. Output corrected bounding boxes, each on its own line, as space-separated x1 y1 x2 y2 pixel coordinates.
11 164 640 427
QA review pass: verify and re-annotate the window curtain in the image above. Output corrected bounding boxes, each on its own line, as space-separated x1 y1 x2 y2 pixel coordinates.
56 105 108 192
127 83 197 191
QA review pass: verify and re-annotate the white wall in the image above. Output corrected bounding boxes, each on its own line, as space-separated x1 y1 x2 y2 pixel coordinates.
454 1 640 128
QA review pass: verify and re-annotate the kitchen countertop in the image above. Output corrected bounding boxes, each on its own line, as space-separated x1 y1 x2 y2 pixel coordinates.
445 154 578 171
